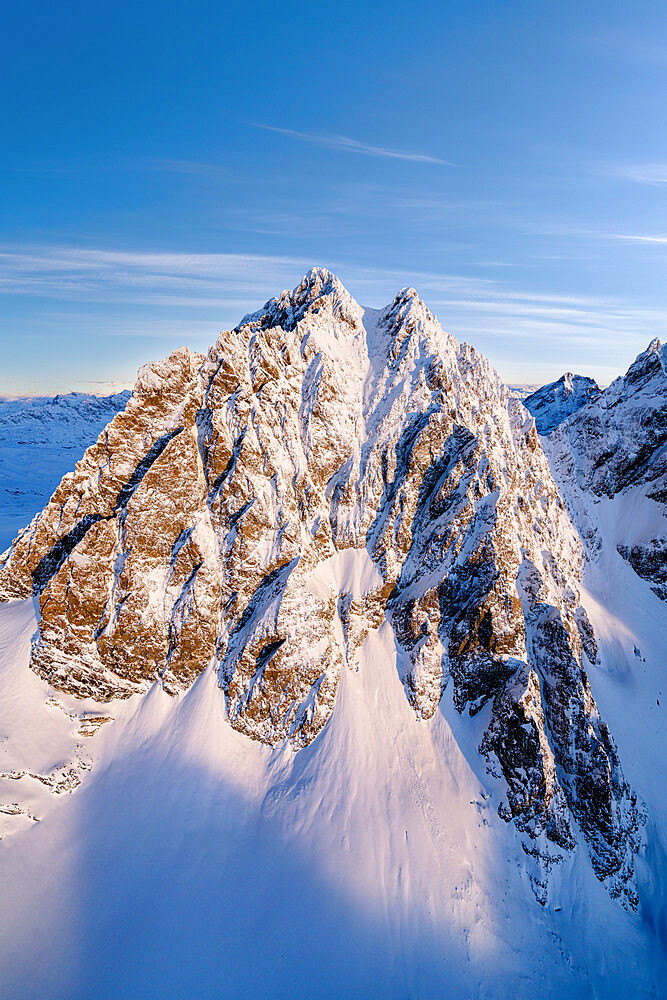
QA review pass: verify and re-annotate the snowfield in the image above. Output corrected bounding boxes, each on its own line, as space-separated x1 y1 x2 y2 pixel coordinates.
0 579 663 998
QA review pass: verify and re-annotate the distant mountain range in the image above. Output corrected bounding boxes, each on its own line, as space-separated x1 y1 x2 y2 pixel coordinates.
0 391 130 552
507 383 540 400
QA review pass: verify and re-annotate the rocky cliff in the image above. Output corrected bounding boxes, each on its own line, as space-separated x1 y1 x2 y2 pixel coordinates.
0 268 641 905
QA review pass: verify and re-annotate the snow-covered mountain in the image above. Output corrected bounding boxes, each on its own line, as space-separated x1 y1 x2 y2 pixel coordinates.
0 391 130 552
546 338 667 602
524 373 601 434
0 271 664 999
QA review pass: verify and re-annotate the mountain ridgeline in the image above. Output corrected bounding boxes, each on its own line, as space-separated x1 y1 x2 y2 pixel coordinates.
0 268 645 907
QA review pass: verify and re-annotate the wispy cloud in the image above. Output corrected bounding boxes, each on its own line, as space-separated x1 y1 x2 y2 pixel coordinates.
247 122 456 166
605 162 667 185
608 233 667 244
226 185 508 240
1 157 234 181
0 248 316 337
0 247 309 295
141 158 231 179
0 245 663 387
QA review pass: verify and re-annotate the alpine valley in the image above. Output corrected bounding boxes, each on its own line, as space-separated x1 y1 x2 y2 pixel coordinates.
0 269 664 999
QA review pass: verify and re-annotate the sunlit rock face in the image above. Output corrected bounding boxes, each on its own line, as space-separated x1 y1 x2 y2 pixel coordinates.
0 267 641 904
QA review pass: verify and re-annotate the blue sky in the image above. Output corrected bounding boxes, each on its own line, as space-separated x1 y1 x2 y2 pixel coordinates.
2 0 667 394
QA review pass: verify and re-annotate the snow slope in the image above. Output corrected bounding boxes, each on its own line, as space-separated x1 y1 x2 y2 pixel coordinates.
538 342 667 987
0 392 130 553
0 591 663 1000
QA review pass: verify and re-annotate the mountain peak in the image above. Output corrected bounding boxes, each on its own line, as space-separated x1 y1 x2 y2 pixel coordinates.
524 372 600 434
0 273 644 915
548 334 667 498
379 285 439 344
625 337 666 385
237 266 362 334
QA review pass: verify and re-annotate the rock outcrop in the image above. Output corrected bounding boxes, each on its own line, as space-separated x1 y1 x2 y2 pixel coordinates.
0 267 641 904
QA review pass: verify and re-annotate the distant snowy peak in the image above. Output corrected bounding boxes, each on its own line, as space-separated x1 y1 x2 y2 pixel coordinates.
524 372 600 434
624 336 666 387
507 384 539 401
0 390 131 437
549 338 667 497
546 337 667 602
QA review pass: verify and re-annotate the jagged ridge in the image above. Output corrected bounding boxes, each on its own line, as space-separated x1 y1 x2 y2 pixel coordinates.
0 267 642 906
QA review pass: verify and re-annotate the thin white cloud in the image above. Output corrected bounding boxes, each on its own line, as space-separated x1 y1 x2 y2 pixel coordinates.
247 122 456 166
0 246 664 375
0 248 311 295
605 163 667 185
609 233 667 244
142 158 231 178
0 248 317 336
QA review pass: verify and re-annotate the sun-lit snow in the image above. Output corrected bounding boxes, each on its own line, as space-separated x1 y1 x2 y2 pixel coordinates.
0 590 663 999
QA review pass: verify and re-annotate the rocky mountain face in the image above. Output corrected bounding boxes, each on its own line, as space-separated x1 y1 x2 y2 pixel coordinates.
0 268 642 905
524 373 600 434
547 339 667 601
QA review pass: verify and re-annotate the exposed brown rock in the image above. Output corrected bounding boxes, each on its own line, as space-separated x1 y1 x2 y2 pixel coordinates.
0 268 641 903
